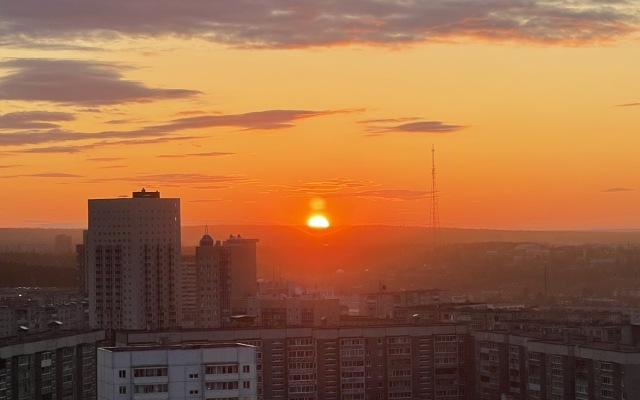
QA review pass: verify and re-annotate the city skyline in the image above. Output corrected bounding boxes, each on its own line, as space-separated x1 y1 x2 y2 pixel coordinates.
0 1 639 230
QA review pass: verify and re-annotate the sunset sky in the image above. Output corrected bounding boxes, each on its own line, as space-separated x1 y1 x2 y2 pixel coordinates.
0 1 639 230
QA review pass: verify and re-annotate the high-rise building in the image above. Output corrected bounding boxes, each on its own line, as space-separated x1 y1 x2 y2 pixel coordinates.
54 234 73 254
224 235 258 315
195 232 231 328
180 254 197 328
87 189 181 331
189 232 258 328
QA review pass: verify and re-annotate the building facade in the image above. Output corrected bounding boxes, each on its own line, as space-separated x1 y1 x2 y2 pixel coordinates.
87 189 181 331
224 235 258 315
247 295 340 327
115 324 473 400
473 330 640 400
195 233 231 328
97 343 257 400
0 330 105 400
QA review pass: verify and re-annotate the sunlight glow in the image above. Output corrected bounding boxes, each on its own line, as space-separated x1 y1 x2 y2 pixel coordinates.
307 215 330 229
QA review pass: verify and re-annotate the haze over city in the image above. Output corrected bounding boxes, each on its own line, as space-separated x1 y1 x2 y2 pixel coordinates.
0 1 638 230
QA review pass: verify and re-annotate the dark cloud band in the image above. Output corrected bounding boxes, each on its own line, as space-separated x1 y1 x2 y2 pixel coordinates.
0 0 636 48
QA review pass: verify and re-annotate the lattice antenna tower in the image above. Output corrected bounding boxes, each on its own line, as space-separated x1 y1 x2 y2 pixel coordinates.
430 145 440 237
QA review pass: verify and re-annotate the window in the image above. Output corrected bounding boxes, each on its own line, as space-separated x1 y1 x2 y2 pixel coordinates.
205 381 238 390
134 384 168 394
205 364 239 375
242 365 250 373
600 362 613 371
119 386 127 394
133 367 168 377
243 381 251 389
119 370 127 378
189 389 199 395
601 388 614 398
188 373 199 379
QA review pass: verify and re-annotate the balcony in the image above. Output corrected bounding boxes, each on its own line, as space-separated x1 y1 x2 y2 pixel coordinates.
133 376 169 385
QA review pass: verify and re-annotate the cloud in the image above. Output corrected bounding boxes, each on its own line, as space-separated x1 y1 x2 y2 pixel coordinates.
0 164 22 169
275 178 431 200
89 173 251 186
163 109 359 131
188 198 225 203
0 38 102 51
87 157 126 162
601 187 634 192
617 102 640 107
0 1 636 48
348 189 431 201
363 119 467 135
0 58 200 105
0 111 75 130
157 151 235 158
281 177 374 194
0 172 83 178
97 165 127 169
0 109 353 147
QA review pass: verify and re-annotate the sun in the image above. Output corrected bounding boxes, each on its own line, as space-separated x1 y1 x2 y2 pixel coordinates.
307 215 330 229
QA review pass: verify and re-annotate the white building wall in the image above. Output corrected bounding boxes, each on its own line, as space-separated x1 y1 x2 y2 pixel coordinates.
98 344 257 400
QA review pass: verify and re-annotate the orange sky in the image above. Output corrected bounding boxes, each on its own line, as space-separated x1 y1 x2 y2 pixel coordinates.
0 1 639 230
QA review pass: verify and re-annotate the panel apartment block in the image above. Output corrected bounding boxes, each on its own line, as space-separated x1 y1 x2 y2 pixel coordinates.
0 330 105 400
115 324 473 400
87 190 181 331
473 330 640 400
97 343 257 400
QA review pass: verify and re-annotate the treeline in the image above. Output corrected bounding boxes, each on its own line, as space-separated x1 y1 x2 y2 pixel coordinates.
0 251 76 268
0 251 77 288
0 264 76 287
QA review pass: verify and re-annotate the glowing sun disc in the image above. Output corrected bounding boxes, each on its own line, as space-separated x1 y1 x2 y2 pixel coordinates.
307 215 330 229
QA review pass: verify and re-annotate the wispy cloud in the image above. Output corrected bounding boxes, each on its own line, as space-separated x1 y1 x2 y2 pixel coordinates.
0 58 200 105
157 151 235 158
280 177 374 194
0 1 636 48
362 119 467 136
0 109 354 148
601 187 634 192
97 165 127 169
0 111 75 130
89 173 251 186
0 172 83 178
0 164 23 169
344 189 431 201
617 102 640 107
275 178 431 201
87 157 126 162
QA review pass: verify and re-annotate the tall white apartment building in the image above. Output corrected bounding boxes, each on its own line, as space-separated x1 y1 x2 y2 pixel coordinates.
87 189 181 331
97 343 257 400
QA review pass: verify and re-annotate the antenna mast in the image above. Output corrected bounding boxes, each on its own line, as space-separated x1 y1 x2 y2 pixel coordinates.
430 145 440 241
